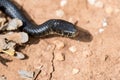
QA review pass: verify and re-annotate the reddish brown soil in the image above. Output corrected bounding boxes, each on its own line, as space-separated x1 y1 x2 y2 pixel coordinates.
0 0 120 80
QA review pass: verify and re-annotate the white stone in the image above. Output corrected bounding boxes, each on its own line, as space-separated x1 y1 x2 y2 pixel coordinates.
95 1 104 8
60 0 67 7
72 68 79 75
87 0 96 5
69 46 77 53
55 9 64 18
105 6 113 14
102 18 108 27
20 32 29 43
99 28 104 33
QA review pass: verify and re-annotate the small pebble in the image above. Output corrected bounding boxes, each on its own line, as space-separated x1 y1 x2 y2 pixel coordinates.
99 28 104 33
53 40 65 50
55 51 65 61
15 52 25 60
18 70 34 79
6 18 23 30
55 9 64 18
60 0 67 7
72 68 79 75
94 1 104 8
102 18 108 27
68 17 79 23
87 0 96 5
68 17 74 23
20 32 29 43
69 46 77 53
105 6 113 14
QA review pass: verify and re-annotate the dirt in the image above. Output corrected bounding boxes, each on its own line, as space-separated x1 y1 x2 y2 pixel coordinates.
0 0 120 80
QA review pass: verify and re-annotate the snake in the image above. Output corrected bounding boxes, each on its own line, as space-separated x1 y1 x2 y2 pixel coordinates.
0 0 78 37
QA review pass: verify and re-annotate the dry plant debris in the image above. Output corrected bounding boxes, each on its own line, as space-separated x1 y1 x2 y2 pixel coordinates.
0 11 29 59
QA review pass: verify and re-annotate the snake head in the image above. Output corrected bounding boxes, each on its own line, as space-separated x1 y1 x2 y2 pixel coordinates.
51 19 79 37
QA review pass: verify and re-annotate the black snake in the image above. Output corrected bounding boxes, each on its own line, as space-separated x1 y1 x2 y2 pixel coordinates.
0 0 78 37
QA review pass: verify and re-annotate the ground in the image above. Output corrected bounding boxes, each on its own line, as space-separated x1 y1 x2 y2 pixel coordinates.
0 0 120 80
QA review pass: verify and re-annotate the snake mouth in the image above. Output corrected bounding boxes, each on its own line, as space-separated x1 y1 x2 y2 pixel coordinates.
71 30 79 37
69 30 79 37
62 29 79 38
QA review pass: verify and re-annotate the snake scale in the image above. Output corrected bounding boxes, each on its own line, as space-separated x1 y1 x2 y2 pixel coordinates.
0 0 78 37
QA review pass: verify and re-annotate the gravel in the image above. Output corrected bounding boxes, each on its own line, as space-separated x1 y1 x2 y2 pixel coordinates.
60 0 67 7
55 9 64 18
69 46 77 53
72 68 79 75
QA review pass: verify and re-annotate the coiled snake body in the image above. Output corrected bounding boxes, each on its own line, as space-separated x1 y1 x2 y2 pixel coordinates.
0 0 78 37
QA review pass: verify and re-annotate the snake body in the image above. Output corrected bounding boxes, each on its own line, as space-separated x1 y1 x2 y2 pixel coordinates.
0 0 78 37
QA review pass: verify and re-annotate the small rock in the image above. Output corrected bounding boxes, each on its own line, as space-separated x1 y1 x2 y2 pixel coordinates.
68 17 74 23
69 46 77 53
20 32 29 43
6 18 23 30
60 0 67 7
102 18 108 27
87 0 96 5
105 6 113 14
99 28 104 33
72 68 79 75
53 40 65 49
55 51 65 61
14 52 25 60
18 70 34 79
94 1 104 8
55 9 64 18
